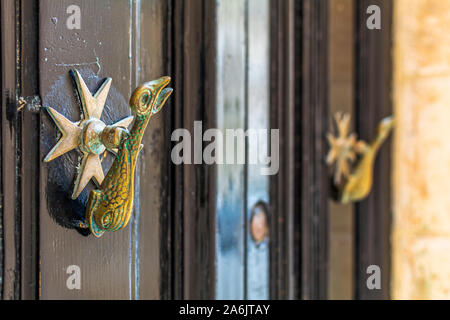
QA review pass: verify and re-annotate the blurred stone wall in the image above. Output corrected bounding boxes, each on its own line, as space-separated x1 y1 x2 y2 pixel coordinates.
393 0 450 299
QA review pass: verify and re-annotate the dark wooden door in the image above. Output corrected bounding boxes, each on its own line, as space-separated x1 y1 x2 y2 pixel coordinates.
2 0 170 300
1 0 392 300
0 0 328 300
38 0 169 299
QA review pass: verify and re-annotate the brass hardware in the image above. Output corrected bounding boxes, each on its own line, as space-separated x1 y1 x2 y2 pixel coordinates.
44 69 133 199
85 76 172 237
17 97 27 111
250 201 269 244
44 69 173 237
326 112 394 203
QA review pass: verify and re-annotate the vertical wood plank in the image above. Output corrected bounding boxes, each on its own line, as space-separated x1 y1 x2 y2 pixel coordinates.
215 0 246 299
183 0 217 299
269 0 302 300
20 0 40 300
246 0 270 300
270 0 330 300
160 0 184 299
168 0 217 299
1 0 21 300
132 0 167 300
328 0 355 300
39 0 133 299
1 0 41 300
301 0 329 300
354 0 392 300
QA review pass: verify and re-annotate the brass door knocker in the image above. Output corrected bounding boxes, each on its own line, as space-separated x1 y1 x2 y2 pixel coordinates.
326 112 394 203
44 69 173 237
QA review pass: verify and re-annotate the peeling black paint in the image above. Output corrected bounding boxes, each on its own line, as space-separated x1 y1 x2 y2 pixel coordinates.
5 93 17 135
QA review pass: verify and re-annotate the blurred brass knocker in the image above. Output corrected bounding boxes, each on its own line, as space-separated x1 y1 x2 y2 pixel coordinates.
326 112 394 203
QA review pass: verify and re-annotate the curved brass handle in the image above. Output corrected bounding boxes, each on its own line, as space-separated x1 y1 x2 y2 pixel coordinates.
85 77 172 237
326 112 394 203
44 69 172 237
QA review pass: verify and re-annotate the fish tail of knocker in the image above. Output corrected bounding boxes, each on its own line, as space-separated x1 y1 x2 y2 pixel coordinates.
105 207 132 233
86 189 105 238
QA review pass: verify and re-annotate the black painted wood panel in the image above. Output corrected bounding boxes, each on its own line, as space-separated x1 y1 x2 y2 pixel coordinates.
300 0 330 300
1 0 41 300
1 0 22 300
270 0 329 300
269 0 301 300
168 0 217 299
354 0 393 300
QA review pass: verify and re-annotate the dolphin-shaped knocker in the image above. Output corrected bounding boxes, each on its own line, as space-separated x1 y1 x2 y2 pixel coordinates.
85 77 173 237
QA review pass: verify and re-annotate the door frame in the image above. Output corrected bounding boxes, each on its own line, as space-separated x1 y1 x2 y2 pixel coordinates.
269 0 330 300
354 0 393 300
1 0 40 300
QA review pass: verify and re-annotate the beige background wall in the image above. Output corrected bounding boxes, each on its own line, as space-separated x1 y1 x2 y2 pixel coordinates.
393 0 450 299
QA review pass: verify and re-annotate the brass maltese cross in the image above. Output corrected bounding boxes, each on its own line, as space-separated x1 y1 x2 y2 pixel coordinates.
44 69 133 199
326 112 366 186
